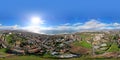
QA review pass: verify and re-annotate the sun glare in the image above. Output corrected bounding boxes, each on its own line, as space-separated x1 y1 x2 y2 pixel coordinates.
30 16 44 26
25 16 45 33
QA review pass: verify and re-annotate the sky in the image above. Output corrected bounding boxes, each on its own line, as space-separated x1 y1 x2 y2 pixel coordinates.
0 0 120 34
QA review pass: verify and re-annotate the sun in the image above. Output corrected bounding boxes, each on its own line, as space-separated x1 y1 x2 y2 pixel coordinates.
31 17 40 25
24 16 45 33
30 16 44 26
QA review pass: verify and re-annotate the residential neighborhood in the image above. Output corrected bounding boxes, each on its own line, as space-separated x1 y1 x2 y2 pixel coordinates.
0 30 120 59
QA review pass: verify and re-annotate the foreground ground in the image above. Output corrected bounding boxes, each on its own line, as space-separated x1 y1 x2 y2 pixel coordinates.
0 55 120 60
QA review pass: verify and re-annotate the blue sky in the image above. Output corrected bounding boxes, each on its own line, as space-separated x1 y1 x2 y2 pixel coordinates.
0 0 120 34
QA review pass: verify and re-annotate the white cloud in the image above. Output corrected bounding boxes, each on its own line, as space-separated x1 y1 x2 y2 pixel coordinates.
62 23 70 26
73 23 82 26
23 16 45 33
112 23 120 29
0 19 120 34
0 25 19 30
13 25 19 29
21 26 42 33
113 23 120 27
76 19 108 30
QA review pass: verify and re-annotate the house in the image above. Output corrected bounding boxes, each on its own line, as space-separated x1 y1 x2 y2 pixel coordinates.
15 41 21 47
28 48 40 53
10 48 25 55
118 39 120 48
118 39 120 44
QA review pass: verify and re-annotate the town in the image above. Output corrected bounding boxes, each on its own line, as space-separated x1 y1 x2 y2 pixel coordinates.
0 30 120 60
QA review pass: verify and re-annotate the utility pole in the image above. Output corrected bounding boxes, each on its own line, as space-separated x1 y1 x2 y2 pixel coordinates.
91 37 95 56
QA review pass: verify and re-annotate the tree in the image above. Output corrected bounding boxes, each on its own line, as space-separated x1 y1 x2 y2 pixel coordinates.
113 34 119 40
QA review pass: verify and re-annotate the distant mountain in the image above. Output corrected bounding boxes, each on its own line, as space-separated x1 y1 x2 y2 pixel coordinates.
0 29 120 35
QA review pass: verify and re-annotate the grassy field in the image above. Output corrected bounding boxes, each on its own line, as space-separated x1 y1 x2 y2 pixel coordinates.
107 42 120 52
73 40 92 48
0 55 119 60
0 56 44 60
0 48 8 55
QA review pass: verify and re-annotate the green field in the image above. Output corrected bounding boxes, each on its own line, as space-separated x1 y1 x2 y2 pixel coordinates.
0 55 119 60
107 43 120 52
73 40 92 48
0 48 8 55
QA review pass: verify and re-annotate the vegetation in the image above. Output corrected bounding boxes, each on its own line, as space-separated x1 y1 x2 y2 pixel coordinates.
0 48 7 52
73 40 92 48
5 34 14 44
79 33 93 40
107 43 120 52
5 34 27 46
0 48 8 55
0 55 119 60
0 31 120 60
42 52 53 58
0 56 44 60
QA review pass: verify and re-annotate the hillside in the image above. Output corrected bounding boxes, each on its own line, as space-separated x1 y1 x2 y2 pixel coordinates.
0 30 120 59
